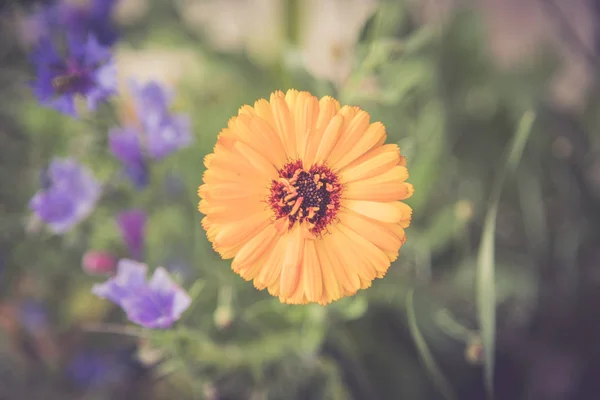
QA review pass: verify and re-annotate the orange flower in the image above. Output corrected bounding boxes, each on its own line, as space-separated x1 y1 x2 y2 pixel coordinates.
198 90 413 305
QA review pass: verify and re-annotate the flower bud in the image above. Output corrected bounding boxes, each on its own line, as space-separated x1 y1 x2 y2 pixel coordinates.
82 251 117 275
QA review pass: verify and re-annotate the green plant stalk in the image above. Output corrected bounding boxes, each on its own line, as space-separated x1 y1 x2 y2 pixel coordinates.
476 110 536 399
406 289 457 400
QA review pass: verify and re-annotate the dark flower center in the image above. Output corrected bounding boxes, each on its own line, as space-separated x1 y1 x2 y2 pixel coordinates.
268 160 342 236
52 70 90 95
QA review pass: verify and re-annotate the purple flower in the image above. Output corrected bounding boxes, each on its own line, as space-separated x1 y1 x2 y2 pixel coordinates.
131 80 192 159
108 127 148 189
91 259 147 304
31 34 117 117
92 259 191 329
109 81 192 187
146 114 193 160
116 209 146 260
130 81 174 123
29 158 101 234
24 0 118 47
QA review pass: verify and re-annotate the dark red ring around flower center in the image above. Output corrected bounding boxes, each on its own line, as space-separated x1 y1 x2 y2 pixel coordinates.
268 160 342 236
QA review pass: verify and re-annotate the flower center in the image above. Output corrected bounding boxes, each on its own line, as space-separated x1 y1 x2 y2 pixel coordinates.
51 70 89 95
268 160 342 236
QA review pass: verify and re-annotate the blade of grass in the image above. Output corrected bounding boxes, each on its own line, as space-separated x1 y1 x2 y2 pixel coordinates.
406 289 457 400
477 110 536 399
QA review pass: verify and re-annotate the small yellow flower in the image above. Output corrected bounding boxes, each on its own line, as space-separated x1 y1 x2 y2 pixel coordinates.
198 90 413 305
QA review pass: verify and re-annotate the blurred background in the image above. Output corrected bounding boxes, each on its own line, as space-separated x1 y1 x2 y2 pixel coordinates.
2 0 600 399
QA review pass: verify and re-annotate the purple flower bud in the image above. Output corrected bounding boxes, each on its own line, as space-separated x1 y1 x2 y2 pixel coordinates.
116 209 146 260
109 127 148 189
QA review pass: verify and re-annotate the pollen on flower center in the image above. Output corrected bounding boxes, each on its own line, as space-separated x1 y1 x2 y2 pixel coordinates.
51 72 88 95
268 160 342 236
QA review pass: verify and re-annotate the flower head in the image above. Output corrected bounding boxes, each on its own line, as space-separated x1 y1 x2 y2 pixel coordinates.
129 81 192 160
92 259 191 329
198 90 413 305
116 209 146 260
31 34 117 117
29 158 101 234
109 81 192 187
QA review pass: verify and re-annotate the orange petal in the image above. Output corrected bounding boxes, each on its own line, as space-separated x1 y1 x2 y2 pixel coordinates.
198 182 268 201
342 200 412 223
320 232 361 294
329 225 378 287
332 122 387 171
207 148 267 180
247 115 288 168
214 209 272 249
337 210 402 254
279 224 304 299
338 144 401 183
294 92 319 161
232 141 278 179
237 104 255 116
304 96 341 167
293 239 323 303
231 224 278 271
198 201 265 223
253 98 277 127
237 246 272 281
314 115 343 164
271 91 297 158
336 223 391 276
254 236 286 289
357 165 409 184
231 114 286 168
343 181 414 202
327 109 370 167
314 239 344 304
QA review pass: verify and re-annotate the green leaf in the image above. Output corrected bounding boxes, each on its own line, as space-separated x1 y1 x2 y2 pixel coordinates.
406 289 457 400
477 111 536 398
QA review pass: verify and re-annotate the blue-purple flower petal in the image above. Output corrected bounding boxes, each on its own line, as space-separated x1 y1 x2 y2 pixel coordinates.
92 261 191 329
30 32 116 116
108 127 148 189
49 95 78 117
29 158 101 234
107 81 193 188
146 114 192 160
129 80 173 121
25 0 119 47
29 190 76 233
116 209 146 260
91 259 148 304
83 34 112 67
